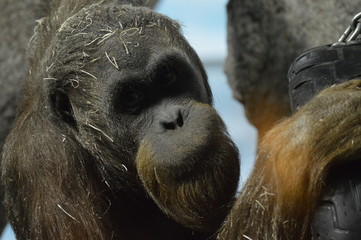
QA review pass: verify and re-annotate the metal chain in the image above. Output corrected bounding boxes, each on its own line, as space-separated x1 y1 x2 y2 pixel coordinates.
337 12 361 43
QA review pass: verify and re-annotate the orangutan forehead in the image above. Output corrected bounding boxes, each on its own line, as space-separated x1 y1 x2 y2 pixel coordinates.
57 4 181 39
47 5 185 80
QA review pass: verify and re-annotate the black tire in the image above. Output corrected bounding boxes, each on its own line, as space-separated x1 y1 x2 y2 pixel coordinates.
288 42 361 239
311 161 361 240
288 41 361 113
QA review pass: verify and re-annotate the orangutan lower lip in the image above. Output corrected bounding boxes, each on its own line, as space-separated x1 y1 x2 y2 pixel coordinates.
136 108 240 232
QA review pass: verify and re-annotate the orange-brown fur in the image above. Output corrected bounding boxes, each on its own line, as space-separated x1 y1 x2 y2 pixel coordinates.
218 80 361 239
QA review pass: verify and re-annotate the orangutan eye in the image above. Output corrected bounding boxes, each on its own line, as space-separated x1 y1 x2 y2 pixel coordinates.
121 89 144 109
159 65 177 87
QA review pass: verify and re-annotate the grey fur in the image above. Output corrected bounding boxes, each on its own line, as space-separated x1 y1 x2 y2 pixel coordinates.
0 1 43 233
226 0 361 135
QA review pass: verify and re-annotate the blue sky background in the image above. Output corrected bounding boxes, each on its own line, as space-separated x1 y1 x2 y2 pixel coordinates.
157 0 228 61
1 1 257 239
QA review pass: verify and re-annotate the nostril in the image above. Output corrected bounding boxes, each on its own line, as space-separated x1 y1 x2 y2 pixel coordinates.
162 121 177 130
176 111 184 127
160 109 184 131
